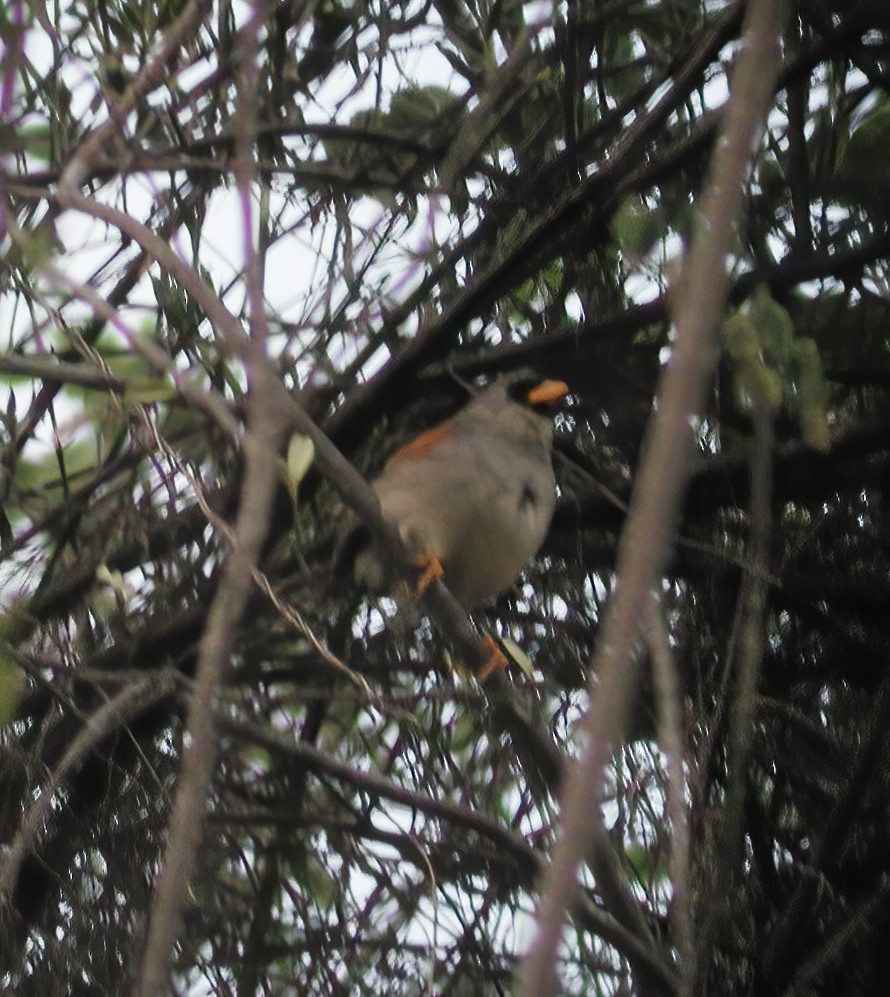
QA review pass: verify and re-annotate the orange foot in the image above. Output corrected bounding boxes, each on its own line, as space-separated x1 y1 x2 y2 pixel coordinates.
477 634 510 683
411 554 445 598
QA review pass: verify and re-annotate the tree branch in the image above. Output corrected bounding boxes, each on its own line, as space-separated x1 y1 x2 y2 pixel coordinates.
0 671 178 902
517 3 789 994
136 5 285 991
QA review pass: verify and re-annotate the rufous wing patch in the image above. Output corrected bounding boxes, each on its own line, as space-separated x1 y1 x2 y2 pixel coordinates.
385 423 455 467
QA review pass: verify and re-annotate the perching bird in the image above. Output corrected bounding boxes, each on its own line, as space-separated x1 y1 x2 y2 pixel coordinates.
351 371 569 608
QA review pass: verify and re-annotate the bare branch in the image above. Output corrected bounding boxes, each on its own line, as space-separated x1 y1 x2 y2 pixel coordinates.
0 671 178 901
517 3 789 994
136 5 286 991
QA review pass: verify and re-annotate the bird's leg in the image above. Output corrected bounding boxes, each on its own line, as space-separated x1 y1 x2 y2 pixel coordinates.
477 634 510 683
408 553 445 598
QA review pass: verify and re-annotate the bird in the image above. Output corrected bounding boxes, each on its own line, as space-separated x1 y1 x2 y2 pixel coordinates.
350 371 569 612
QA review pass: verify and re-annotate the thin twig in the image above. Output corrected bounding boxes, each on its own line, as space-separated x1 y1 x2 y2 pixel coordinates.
517 3 789 994
217 713 676 990
0 353 125 391
648 604 692 987
690 390 773 993
0 671 178 901
136 4 283 993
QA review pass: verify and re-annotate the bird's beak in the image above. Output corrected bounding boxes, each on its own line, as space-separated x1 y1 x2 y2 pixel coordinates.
526 379 569 407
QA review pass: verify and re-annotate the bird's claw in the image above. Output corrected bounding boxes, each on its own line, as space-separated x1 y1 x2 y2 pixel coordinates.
411 554 445 598
477 634 510 683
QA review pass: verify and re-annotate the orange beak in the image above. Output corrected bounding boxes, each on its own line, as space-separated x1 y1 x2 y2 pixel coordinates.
526 379 569 406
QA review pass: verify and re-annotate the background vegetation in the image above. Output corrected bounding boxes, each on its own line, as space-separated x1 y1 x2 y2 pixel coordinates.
2 0 890 993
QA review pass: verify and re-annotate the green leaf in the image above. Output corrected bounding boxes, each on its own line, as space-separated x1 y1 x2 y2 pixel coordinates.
721 311 760 362
293 851 339 913
282 432 316 502
840 101 890 188
122 378 177 405
12 440 99 509
0 652 22 725
792 338 831 451
613 197 666 265
499 635 535 679
733 359 783 414
0 122 25 154
95 564 137 600
387 85 456 132
749 286 794 366
10 221 59 272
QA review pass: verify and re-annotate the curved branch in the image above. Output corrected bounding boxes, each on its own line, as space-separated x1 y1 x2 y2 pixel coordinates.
518 2 790 994
0 670 178 902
